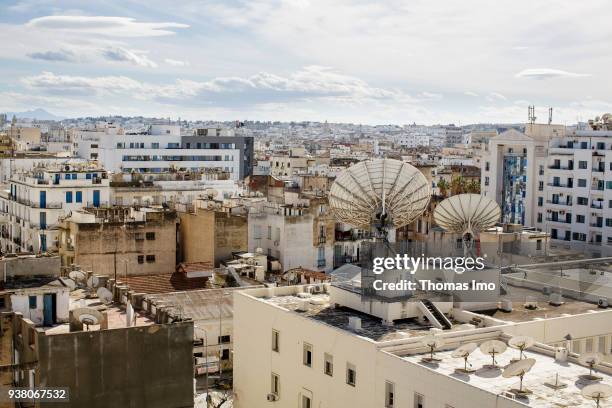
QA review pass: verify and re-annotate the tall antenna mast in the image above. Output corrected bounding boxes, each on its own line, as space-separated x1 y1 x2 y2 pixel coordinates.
548 107 553 125
528 105 536 124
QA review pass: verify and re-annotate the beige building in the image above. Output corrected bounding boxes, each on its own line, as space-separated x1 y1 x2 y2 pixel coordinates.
58 206 178 277
7 126 41 150
179 200 248 267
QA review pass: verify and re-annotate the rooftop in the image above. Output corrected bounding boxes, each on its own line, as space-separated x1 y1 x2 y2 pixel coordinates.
402 343 612 408
264 292 445 342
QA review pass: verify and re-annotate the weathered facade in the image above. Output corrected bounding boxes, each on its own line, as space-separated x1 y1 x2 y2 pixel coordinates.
58 207 178 277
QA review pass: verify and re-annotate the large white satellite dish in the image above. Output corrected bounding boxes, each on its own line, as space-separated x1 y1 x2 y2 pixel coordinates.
480 340 507 368
508 336 535 361
72 307 104 331
502 358 536 395
434 194 500 256
329 159 430 235
579 352 604 380
582 384 612 408
451 342 478 373
64 278 76 290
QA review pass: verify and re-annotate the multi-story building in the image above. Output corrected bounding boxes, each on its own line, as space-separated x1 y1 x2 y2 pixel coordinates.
247 196 335 273
0 163 110 254
540 124 612 249
88 123 253 181
58 206 178 277
233 280 612 408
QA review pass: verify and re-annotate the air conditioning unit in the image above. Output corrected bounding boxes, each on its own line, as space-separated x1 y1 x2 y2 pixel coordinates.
598 298 609 308
266 393 278 402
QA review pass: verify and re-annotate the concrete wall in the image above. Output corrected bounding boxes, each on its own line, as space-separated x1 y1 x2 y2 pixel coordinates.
35 321 194 408
0 256 60 280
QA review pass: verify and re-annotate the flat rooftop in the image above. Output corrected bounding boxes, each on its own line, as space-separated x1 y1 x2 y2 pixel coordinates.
42 290 154 335
402 345 612 408
482 285 604 323
265 292 450 342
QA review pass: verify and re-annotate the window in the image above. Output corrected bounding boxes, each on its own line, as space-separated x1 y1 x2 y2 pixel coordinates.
538 181 543 191
218 335 231 344
221 349 230 360
324 353 333 376
346 363 356 386
253 225 262 240
536 240 542 250
577 215 585 223
578 179 587 187
385 381 395 408
606 218 612 227
146 254 155 263
145 232 155 240
578 161 588 169
135 232 144 241
65 191 73 203
484 176 489 186
137 255 144 264
0 297 4 309
537 213 542 223
577 197 588 205
301 395 311 408
267 226 272 240
414 393 424 408
271 373 280 397
607 181 612 190
537 197 543 207
29 296 37 309
539 165 544 175
272 330 279 352
303 343 312 367
485 162 489 171
75 191 82 203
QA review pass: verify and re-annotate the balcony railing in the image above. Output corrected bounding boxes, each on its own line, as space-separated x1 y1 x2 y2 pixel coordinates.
546 218 572 224
318 236 326 244
317 259 326 267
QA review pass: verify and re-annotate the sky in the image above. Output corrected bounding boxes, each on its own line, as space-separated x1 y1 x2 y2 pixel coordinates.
0 0 611 125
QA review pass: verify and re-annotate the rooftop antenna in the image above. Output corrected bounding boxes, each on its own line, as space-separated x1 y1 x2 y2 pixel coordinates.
548 107 553 125
451 343 478 373
433 194 501 257
502 358 536 395
582 384 612 408
579 352 604 380
528 105 536 124
421 335 446 363
508 336 535 362
480 340 507 368
72 307 104 331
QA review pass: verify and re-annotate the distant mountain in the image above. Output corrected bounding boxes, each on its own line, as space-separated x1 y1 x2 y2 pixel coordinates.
4 108 64 121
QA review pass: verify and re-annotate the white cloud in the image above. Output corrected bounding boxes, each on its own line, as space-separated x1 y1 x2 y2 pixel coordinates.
418 91 443 100
25 15 189 37
164 58 189 67
515 68 590 80
27 49 76 62
101 47 157 68
487 92 507 101
464 91 478 97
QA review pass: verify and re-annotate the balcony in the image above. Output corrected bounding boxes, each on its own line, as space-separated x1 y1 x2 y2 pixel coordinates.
590 223 603 228
546 200 572 206
546 218 571 224
547 165 573 170
547 183 570 188
591 203 604 210
31 202 62 209
318 235 326 244
317 259 326 268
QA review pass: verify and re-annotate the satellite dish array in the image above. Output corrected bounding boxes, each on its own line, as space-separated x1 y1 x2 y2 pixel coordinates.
582 384 612 408
579 352 605 381
502 358 536 395
72 307 104 331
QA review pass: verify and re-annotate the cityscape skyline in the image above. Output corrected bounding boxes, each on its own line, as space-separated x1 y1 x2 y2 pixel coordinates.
1 1 611 124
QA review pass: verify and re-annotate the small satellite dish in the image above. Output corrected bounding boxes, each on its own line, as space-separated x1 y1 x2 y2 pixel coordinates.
502 358 536 395
96 287 113 304
69 270 86 282
479 340 507 368
582 383 612 408
508 336 535 361
72 307 104 331
579 352 604 380
421 335 446 362
451 343 478 373
86 276 94 288
64 278 76 290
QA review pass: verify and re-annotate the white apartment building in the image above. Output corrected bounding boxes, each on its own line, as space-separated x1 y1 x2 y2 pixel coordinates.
482 121 612 253
78 123 253 181
234 280 612 408
247 200 334 273
539 127 612 250
0 163 110 253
